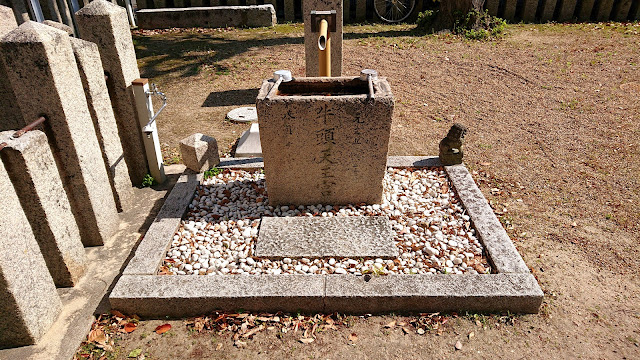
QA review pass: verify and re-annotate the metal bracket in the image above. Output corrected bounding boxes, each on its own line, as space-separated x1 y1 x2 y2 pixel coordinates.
310 10 337 32
143 83 167 135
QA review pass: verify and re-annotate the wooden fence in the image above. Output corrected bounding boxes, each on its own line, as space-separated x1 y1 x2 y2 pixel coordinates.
135 0 640 23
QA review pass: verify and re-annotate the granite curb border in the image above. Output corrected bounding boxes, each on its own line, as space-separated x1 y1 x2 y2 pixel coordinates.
111 156 543 315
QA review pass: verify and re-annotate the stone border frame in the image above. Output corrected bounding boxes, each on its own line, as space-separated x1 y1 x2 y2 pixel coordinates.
111 156 543 316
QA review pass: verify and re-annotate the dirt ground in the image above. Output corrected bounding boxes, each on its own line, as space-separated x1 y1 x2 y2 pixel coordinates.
76 22 639 359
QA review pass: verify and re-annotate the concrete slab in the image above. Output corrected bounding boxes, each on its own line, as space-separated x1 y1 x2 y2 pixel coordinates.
445 164 530 274
110 275 326 317
123 172 200 275
256 216 398 259
234 123 262 157
324 274 543 314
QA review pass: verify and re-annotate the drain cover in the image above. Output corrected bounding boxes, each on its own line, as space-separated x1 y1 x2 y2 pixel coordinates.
227 106 258 123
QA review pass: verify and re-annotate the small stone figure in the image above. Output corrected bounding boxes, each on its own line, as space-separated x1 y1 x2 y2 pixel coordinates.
439 123 468 166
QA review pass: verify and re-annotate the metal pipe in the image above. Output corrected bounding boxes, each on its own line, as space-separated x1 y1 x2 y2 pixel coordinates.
318 19 331 77
0 116 47 152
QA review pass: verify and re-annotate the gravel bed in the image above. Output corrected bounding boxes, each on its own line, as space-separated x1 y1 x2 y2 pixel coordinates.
161 168 491 276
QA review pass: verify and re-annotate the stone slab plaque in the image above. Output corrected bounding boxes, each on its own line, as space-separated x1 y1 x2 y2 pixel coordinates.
256 216 398 259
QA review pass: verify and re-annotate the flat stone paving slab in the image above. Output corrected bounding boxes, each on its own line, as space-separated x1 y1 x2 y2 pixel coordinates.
256 216 398 259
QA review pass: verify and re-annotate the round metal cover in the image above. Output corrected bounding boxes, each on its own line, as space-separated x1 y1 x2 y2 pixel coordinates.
226 106 258 123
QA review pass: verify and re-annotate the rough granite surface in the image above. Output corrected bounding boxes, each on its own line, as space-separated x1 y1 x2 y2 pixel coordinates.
70 37 134 212
0 130 87 287
256 216 398 258
179 133 220 172
256 77 394 205
0 160 62 348
0 21 119 246
0 5 21 132
136 5 277 29
76 0 148 185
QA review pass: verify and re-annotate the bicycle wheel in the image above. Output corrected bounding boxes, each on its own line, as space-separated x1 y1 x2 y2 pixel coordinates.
374 0 416 23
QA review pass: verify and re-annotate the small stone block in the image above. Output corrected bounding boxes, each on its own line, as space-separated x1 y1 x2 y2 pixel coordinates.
256 216 398 258
180 133 220 172
234 122 262 157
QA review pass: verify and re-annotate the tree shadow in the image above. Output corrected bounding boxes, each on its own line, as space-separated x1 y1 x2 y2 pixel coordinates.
134 32 304 79
202 88 259 107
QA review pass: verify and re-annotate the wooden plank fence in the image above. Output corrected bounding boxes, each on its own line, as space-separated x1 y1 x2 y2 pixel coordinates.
4 0 639 26
133 0 640 22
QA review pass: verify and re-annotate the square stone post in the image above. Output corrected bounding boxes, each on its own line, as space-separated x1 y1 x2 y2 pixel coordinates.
0 159 62 348
0 130 87 287
0 5 22 132
71 37 134 212
76 0 149 185
304 0 342 76
0 22 119 246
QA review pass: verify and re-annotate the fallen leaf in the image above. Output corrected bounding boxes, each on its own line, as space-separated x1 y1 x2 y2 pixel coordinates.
402 327 410 334
87 328 107 344
299 338 315 344
154 323 171 334
127 348 142 358
242 325 264 338
468 331 475 339
455 340 463 350
479 162 491 166
384 320 396 328
417 328 425 335
110 310 125 318
348 333 358 342
234 340 247 348
215 343 223 351
124 322 137 333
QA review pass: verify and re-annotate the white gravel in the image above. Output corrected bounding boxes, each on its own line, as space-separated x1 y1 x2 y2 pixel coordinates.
161 168 491 276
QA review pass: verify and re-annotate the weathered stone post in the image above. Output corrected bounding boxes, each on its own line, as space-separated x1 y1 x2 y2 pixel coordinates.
0 159 62 348
0 130 87 287
71 37 134 211
76 0 149 185
0 5 22 131
0 22 119 246
304 0 342 76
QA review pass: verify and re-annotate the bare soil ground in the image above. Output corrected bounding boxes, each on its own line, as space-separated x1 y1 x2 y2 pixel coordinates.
76 22 639 359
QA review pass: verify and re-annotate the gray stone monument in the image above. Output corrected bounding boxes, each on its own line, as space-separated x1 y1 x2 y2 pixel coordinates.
256 76 394 205
76 0 149 185
0 130 87 287
0 22 119 246
303 0 342 76
0 5 22 132
0 159 62 348
71 37 134 212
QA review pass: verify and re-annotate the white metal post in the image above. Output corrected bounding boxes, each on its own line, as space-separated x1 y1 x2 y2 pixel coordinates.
132 78 166 184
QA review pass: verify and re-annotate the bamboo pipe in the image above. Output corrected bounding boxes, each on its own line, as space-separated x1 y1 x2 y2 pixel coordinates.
318 19 331 77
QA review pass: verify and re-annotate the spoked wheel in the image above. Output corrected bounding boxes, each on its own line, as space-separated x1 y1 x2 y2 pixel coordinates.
374 0 416 23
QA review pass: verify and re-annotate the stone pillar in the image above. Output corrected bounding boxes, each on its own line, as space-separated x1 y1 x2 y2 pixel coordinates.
71 38 134 212
0 22 119 246
595 0 615 21
0 5 23 132
0 130 87 287
75 0 149 185
0 159 62 348
559 0 578 21
304 0 342 76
